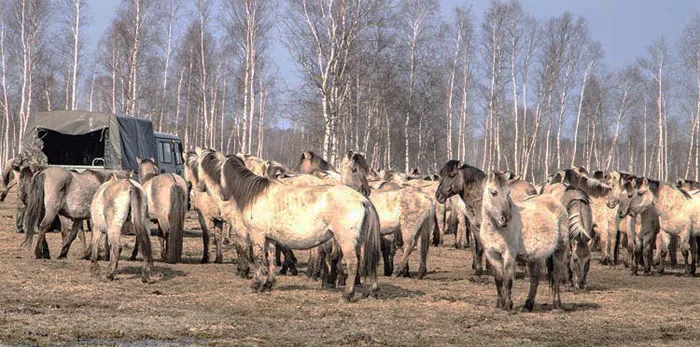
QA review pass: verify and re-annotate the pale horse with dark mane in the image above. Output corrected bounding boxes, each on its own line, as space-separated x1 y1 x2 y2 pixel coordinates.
23 167 130 259
132 158 188 263
89 175 153 283
479 171 568 311
195 148 382 301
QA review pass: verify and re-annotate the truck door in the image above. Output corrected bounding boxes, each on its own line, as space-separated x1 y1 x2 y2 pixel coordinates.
156 138 184 176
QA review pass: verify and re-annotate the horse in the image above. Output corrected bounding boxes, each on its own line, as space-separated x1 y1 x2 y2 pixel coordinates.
184 152 227 265
542 183 594 289
677 178 700 192
339 151 371 197
435 161 538 276
612 179 661 275
618 177 698 275
135 158 188 263
297 150 335 174
196 148 381 301
480 171 568 311
23 167 129 259
89 176 152 283
551 169 618 266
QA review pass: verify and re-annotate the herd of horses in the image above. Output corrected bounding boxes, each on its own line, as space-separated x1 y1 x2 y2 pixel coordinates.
4 147 700 311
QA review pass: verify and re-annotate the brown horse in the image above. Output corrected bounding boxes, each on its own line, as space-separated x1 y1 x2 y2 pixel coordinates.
136 158 188 263
480 171 568 311
197 148 381 301
23 167 129 259
90 176 152 283
297 150 335 174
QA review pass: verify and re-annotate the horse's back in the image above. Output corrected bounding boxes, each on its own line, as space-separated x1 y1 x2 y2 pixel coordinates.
517 194 567 259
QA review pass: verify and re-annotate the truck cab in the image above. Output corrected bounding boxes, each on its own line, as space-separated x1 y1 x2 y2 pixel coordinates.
154 132 184 176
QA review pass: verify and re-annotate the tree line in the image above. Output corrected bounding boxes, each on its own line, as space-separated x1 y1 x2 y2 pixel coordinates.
1 0 700 183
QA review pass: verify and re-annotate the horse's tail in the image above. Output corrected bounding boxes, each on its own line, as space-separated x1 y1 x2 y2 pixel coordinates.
360 199 381 280
130 185 152 265
165 182 186 263
561 188 593 242
22 170 46 247
419 204 435 257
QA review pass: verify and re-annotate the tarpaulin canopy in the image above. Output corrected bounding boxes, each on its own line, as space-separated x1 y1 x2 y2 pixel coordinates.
24 111 156 172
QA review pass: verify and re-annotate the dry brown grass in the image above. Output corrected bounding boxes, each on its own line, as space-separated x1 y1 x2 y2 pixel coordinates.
1 188 699 346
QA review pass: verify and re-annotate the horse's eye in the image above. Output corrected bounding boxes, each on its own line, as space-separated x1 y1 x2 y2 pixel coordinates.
491 190 498 197
637 191 644 196
352 167 357 173
628 193 633 198
449 173 456 178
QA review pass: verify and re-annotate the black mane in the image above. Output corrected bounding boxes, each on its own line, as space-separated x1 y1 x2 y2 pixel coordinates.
200 149 270 210
439 160 486 187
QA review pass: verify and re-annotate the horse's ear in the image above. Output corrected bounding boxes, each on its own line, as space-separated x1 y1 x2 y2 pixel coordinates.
136 157 142 164
487 171 496 182
303 151 312 160
195 147 203 156
456 160 464 170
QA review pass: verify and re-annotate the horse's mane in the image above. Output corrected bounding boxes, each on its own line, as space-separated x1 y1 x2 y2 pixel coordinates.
221 155 270 210
199 149 270 209
185 152 199 178
440 160 486 187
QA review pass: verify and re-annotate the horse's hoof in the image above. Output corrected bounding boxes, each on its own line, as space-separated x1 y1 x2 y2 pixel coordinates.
504 300 513 311
417 270 427 280
323 281 336 289
341 293 355 303
201 258 209 264
521 301 534 313
106 274 115 281
290 267 298 276
214 258 223 264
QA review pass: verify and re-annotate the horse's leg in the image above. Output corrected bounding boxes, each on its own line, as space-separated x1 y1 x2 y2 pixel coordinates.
213 221 224 264
58 219 82 259
395 228 417 278
523 261 540 312
102 233 110 262
669 234 679 266
197 211 210 264
433 204 445 247
599 226 610 265
284 248 298 276
106 227 122 281
307 248 318 279
263 238 276 291
249 234 271 292
689 233 697 276
680 230 694 276
485 250 505 309
234 243 251 278
274 242 283 269
380 236 394 276
502 255 514 311
77 221 88 259
339 240 360 302
130 235 140 261
472 225 485 277
89 228 103 276
643 229 656 275
157 225 167 261
455 212 467 249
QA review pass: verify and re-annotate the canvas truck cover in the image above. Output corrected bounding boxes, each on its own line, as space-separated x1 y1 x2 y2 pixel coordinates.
24 111 156 172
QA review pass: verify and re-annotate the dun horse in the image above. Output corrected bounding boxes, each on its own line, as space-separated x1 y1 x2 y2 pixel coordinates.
23 167 129 259
613 179 661 275
480 171 568 311
136 158 188 263
89 176 152 283
197 148 381 301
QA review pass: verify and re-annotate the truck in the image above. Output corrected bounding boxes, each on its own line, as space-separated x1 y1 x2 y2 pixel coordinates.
24 111 184 176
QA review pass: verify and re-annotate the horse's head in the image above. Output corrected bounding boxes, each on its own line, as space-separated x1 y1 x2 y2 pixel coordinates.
571 236 592 290
137 157 159 183
263 161 290 179
436 160 463 203
606 171 625 209
339 151 370 197
619 178 653 218
297 151 317 174
483 171 512 229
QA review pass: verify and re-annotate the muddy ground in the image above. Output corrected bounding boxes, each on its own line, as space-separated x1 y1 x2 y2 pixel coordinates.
1 189 699 347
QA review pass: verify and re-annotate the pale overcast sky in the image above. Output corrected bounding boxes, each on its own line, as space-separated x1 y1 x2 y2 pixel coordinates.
86 0 700 88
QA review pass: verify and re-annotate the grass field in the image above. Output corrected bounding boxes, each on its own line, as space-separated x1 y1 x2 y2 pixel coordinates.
1 189 699 346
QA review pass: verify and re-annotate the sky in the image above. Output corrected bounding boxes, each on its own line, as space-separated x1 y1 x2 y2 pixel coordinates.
86 0 700 89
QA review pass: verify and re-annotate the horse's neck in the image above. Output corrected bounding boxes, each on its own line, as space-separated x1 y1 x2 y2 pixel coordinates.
654 185 687 223
141 171 157 183
461 181 484 226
